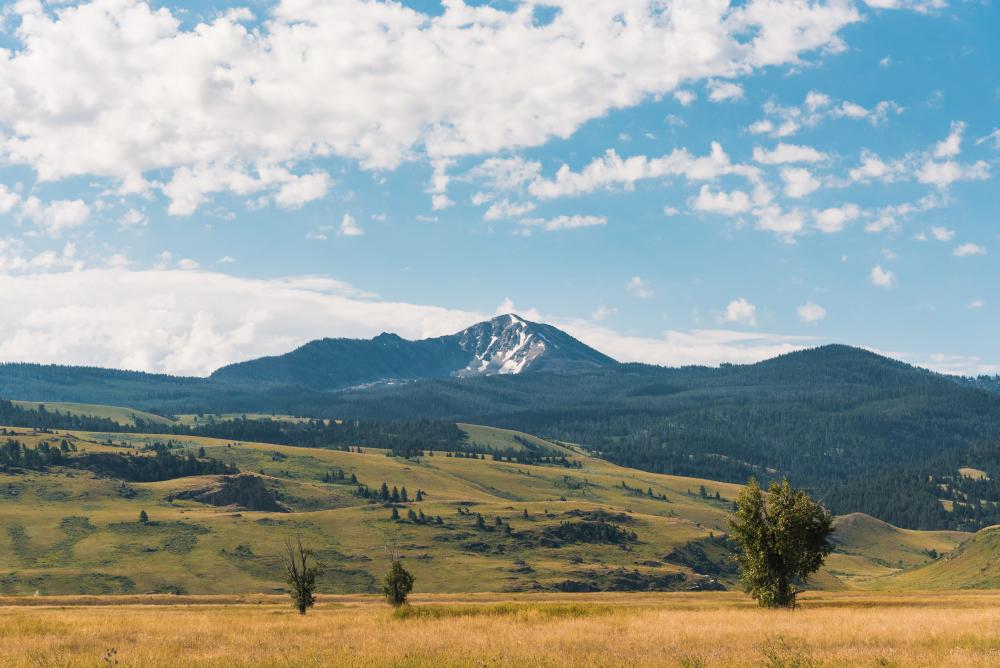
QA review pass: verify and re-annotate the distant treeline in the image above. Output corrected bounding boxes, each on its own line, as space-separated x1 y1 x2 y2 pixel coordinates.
0 399 125 432
0 438 233 481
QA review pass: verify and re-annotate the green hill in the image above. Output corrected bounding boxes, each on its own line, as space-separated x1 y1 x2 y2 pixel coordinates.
6 344 1000 531
0 419 970 596
11 400 175 427
865 526 1000 590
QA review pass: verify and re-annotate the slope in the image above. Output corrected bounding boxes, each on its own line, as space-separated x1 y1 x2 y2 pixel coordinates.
209 314 617 390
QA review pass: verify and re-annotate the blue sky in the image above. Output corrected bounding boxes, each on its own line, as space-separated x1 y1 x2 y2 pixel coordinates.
0 0 997 376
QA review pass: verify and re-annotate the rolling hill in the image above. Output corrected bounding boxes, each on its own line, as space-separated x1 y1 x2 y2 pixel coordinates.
0 417 966 596
5 323 1000 531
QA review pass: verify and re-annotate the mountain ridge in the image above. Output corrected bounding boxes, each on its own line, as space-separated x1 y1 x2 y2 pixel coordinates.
209 314 618 390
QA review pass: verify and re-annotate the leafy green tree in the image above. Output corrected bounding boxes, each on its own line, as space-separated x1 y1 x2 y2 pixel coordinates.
729 478 834 608
282 536 322 615
382 544 415 607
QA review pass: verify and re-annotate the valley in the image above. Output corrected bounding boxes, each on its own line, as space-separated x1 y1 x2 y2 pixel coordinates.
0 418 977 597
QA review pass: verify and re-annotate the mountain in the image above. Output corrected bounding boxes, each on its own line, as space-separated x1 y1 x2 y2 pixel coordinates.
5 327 1000 531
209 314 617 390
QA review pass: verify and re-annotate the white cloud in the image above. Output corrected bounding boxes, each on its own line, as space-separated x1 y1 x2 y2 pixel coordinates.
177 258 200 270
118 208 148 228
516 215 606 233
339 213 363 237
0 0 873 215
804 91 830 112
723 298 758 327
467 157 542 192
953 243 986 257
529 144 759 200
431 194 454 211
933 121 966 159
273 171 330 209
753 205 805 238
753 143 827 164
484 199 536 221
848 150 905 183
591 305 617 322
18 197 90 237
977 129 1000 150
0 266 829 373
814 204 860 233
917 159 990 189
305 226 333 241
797 301 827 323
968 299 985 310
863 0 948 12
707 80 744 103
626 276 652 299
931 226 955 241
0 185 20 214
870 265 895 287
751 92 903 140
673 90 696 107
691 185 751 216
780 167 821 198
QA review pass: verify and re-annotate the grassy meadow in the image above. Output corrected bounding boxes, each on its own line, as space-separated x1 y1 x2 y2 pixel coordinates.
1 591 1000 666
3 413 1000 666
0 422 977 596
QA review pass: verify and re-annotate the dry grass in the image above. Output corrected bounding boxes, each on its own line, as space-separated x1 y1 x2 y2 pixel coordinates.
1 591 999 667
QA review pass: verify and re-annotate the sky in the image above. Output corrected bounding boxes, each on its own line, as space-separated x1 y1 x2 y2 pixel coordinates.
0 0 998 377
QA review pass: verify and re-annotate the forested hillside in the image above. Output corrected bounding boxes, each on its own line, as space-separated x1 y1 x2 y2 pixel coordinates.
4 345 1000 530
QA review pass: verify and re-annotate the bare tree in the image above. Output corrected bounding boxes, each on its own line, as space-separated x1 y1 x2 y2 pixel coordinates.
282 535 322 614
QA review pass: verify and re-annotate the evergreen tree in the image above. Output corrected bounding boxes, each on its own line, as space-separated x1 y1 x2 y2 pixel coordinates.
382 557 415 607
729 478 834 609
138 510 149 524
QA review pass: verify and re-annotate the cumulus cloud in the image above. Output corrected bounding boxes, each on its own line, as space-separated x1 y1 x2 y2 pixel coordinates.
674 90 697 107
118 208 149 228
934 121 966 159
752 143 827 164
750 92 903 140
273 172 331 209
953 243 986 257
707 80 745 102
529 143 759 200
626 276 653 299
691 185 752 216
797 301 827 323
0 266 837 374
723 297 758 327
870 265 895 287
0 0 875 216
753 205 805 238
18 197 91 237
931 226 955 241
484 199 536 221
814 204 860 233
339 214 363 237
917 159 990 189
780 167 821 198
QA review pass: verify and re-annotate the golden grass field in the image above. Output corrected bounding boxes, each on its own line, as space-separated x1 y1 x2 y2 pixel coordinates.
2 591 1000 667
